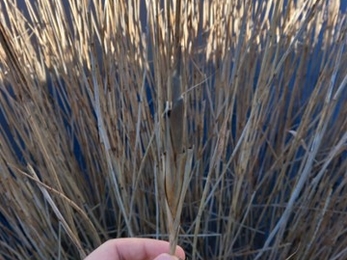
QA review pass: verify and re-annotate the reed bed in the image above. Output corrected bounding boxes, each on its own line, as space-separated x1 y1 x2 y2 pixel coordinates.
0 0 346 259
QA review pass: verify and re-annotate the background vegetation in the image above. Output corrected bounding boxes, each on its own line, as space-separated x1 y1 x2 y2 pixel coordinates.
0 0 346 259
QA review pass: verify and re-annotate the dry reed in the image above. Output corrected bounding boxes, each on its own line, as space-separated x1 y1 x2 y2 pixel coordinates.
0 0 346 259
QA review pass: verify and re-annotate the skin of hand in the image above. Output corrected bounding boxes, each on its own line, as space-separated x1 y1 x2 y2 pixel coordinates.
84 238 185 260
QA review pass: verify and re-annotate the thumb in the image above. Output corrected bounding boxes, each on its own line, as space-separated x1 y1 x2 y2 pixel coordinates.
153 253 180 260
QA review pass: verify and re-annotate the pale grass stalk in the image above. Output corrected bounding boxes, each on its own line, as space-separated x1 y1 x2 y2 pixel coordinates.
13 164 101 245
302 187 332 259
27 164 87 259
91 40 134 236
310 133 347 189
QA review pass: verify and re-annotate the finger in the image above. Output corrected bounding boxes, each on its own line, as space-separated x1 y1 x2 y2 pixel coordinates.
154 253 180 260
84 238 185 260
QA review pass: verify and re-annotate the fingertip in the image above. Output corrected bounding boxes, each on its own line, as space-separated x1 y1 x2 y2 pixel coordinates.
154 253 180 260
175 245 186 260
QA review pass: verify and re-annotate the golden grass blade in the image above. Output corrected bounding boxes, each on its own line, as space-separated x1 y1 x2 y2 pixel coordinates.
13 164 101 245
26 164 87 259
0 21 28 99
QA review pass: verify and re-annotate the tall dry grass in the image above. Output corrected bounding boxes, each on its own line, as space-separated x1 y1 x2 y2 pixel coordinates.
0 0 346 259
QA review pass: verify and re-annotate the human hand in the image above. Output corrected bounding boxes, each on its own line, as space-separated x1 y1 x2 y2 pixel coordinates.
84 238 185 260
